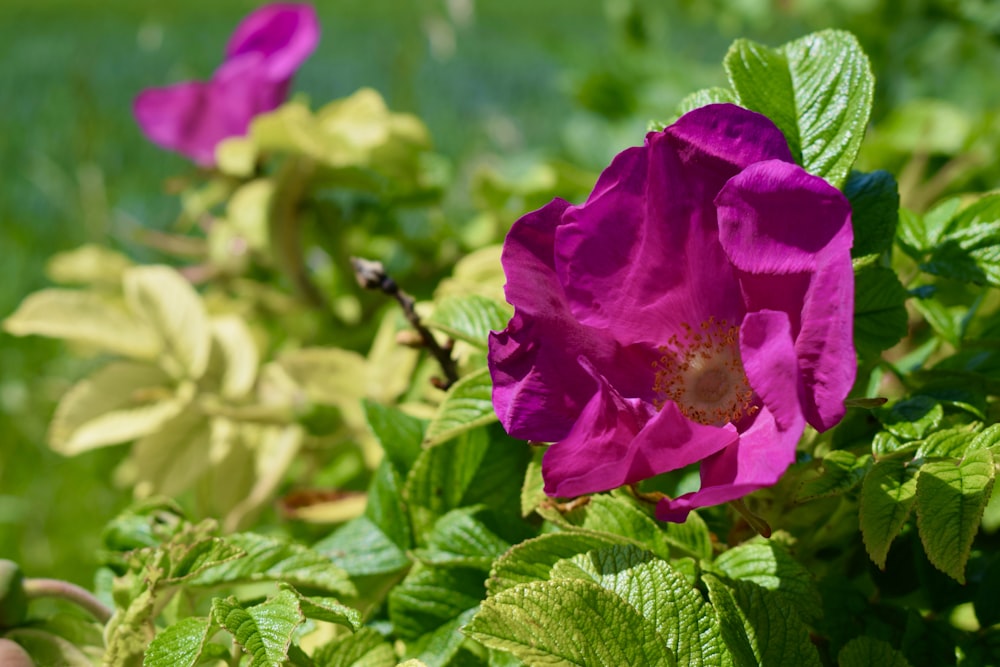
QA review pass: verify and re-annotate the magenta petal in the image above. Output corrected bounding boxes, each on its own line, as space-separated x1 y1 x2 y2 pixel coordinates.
739 310 803 431
665 104 794 174
134 82 226 167
542 360 738 498
655 405 803 521
716 159 853 275
796 253 856 431
225 3 320 80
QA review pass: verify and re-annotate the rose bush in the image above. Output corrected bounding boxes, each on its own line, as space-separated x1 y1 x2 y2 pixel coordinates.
488 103 856 521
133 3 319 166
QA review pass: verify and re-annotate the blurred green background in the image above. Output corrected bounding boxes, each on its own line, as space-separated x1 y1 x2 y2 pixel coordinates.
2 0 999 585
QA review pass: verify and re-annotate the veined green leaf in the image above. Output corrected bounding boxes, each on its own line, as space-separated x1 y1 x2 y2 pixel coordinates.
553 545 728 667
405 608 479 667
211 589 303 667
860 459 919 569
713 540 822 623
467 579 675 667
388 564 485 641
915 423 984 459
364 400 426 474
675 87 737 117
314 515 411 577
423 368 497 448
922 221 1000 287
486 531 626 595
798 450 873 501
915 448 995 583
854 265 909 355
705 575 822 667
897 198 960 258
278 583 361 631
425 294 512 349
837 636 912 667
413 507 511 570
124 265 211 380
3 288 159 358
875 396 944 441
190 532 355 596
845 170 899 259
48 361 182 455
313 627 396 667
142 617 212 667
724 30 874 188
553 494 673 560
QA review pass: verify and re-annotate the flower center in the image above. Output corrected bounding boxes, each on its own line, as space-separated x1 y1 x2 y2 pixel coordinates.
652 317 757 426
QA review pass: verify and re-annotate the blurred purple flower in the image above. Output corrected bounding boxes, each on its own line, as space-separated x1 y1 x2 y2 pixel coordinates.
488 104 855 522
134 3 319 166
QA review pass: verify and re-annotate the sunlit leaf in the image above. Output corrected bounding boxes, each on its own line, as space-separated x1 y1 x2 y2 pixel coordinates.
143 617 212 667
413 507 511 570
798 450 873 501
915 448 995 583
725 29 874 188
705 575 822 667
423 368 497 448
486 531 626 596
312 627 396 667
467 579 675 667
212 589 303 667
45 243 133 287
210 315 259 399
713 539 822 622
860 459 919 569
425 294 512 349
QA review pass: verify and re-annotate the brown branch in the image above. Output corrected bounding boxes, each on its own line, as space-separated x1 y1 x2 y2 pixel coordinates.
351 256 459 390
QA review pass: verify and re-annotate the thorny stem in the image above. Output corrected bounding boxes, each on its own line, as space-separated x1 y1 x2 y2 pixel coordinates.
23 578 113 624
351 256 460 390
729 498 772 538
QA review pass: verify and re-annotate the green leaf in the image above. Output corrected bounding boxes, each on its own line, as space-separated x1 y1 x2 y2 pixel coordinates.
426 295 512 349
915 423 983 459
845 170 899 259
896 198 960 258
279 583 361 631
519 447 546 518
314 515 411 577
364 400 426 474
388 565 485 641
724 30 874 188
467 579 676 667
837 636 912 667
713 540 822 622
48 361 183 455
557 494 673 560
486 531 626 595
143 617 212 667
798 450 873 501
922 222 1000 287
123 265 211 380
413 507 511 570
190 532 355 596
915 448 995 583
854 265 909 354
161 536 246 584
675 87 737 117
212 589 304 667
553 545 727 667
860 459 919 569
406 427 530 543
366 460 412 552
875 396 944 441
313 627 396 667
406 608 479 667
663 510 714 562
423 368 497 448
705 575 822 667
3 288 160 358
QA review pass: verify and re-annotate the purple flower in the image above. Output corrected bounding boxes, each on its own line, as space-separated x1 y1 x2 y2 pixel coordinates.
487 104 855 522
134 3 319 166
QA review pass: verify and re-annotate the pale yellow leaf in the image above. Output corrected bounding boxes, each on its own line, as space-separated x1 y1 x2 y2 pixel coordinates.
124 265 211 380
4 289 159 359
